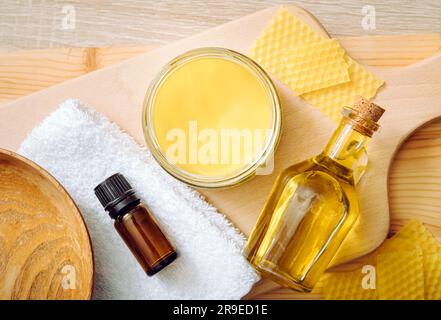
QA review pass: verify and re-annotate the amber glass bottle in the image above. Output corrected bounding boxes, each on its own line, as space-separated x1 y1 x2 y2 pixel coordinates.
245 96 385 292
95 173 177 276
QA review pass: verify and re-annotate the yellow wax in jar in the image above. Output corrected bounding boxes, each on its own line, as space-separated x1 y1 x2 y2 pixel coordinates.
152 57 273 177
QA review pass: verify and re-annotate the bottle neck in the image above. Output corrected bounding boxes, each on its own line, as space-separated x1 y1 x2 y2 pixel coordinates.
108 196 141 219
322 117 371 176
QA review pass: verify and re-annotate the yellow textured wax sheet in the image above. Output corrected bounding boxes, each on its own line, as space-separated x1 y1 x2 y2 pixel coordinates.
358 232 416 266
283 39 350 95
322 220 441 300
377 247 425 300
301 56 384 122
424 252 441 300
249 7 324 83
394 219 441 255
249 7 384 121
322 268 377 300
392 221 441 300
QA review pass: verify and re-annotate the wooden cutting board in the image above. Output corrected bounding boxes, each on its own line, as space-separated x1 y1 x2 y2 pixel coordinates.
1 6 441 299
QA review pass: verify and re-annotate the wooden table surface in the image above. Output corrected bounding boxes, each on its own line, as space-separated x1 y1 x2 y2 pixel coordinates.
1 2 441 300
0 0 440 51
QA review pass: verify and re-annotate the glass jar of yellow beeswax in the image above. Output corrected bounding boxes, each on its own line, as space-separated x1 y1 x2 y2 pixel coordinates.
143 48 281 188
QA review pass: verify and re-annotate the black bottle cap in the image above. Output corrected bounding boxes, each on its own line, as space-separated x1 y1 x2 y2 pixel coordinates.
94 173 140 219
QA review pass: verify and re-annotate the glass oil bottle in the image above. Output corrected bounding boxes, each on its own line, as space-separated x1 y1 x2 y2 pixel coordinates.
244 96 385 292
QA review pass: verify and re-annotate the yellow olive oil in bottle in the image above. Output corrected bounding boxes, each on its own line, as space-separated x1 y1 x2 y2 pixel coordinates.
245 96 385 292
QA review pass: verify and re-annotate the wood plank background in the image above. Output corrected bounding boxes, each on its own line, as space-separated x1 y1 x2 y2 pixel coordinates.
1 36 441 299
1 1 441 299
0 0 440 51
1 34 440 104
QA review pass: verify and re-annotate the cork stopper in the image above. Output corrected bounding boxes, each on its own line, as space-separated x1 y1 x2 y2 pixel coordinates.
343 96 386 137
353 96 385 123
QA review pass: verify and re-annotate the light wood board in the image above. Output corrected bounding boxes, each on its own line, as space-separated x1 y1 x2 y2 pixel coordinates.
0 6 439 298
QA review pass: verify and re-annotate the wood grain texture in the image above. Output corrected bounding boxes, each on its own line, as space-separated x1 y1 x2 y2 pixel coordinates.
1 5 441 300
0 149 93 299
0 0 440 50
0 46 156 103
1 34 441 104
389 121 441 236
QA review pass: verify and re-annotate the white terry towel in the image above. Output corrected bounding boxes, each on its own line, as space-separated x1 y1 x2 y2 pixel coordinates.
19 99 259 300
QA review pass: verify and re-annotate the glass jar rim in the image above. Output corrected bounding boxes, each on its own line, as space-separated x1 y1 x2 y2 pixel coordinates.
142 47 282 188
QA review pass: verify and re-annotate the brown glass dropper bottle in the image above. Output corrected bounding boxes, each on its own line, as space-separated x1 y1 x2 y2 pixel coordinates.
94 173 177 276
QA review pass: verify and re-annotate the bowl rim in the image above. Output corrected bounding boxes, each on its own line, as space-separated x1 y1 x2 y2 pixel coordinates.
142 47 282 189
0 148 95 299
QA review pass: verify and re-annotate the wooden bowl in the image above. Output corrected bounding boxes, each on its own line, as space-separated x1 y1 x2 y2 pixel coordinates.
0 149 94 299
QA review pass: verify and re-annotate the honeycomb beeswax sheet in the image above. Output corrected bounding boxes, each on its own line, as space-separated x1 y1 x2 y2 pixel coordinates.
424 252 441 300
301 56 384 122
322 220 441 300
283 39 350 95
249 7 324 83
377 247 425 300
249 7 384 121
322 269 378 300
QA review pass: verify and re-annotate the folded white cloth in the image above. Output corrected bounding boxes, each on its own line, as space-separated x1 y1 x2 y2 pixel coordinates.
19 99 259 300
